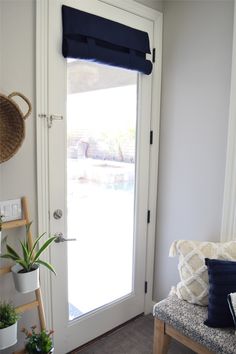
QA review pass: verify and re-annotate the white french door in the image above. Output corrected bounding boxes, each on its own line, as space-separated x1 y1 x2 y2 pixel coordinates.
38 1 160 353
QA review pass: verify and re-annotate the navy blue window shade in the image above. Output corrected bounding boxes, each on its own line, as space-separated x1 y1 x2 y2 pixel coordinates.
62 5 153 75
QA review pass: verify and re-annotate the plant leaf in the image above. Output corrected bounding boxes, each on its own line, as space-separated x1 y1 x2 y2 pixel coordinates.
6 244 20 259
36 259 56 275
1 235 8 245
16 259 29 271
25 238 30 253
32 236 56 263
25 221 33 235
0 253 18 260
29 232 47 259
20 240 30 264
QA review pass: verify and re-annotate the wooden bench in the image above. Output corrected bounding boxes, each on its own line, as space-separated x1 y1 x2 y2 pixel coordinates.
153 295 236 354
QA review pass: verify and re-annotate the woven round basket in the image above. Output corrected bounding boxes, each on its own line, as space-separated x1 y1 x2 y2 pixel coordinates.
0 92 32 163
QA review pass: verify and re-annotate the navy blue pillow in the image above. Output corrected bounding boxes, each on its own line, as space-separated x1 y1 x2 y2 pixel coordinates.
205 258 236 328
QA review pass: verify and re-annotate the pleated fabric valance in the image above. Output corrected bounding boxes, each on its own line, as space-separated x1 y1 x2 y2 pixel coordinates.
62 5 153 75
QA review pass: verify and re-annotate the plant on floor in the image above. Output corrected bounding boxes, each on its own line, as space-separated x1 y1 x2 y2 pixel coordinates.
22 326 54 354
0 222 56 274
0 302 19 329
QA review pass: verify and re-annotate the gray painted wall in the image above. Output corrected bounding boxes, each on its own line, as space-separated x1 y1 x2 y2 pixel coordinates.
153 0 234 301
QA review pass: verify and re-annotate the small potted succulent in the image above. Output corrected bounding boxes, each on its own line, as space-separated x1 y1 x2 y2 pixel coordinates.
0 301 20 350
0 222 56 293
22 326 54 354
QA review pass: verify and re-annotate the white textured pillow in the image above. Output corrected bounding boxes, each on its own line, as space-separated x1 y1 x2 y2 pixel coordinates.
170 240 236 306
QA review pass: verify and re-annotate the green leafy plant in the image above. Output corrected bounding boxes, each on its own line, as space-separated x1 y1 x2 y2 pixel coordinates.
22 326 54 354
0 215 4 232
0 302 20 329
0 222 56 274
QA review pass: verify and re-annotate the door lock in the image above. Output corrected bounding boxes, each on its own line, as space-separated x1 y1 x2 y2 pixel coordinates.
53 209 63 220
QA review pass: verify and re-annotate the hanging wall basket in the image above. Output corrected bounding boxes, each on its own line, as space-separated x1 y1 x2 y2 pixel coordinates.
0 92 32 164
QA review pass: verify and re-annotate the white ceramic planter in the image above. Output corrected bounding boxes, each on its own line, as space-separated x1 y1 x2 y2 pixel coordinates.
0 322 17 349
11 264 40 293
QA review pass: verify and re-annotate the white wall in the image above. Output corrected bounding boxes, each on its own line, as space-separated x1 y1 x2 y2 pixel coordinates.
0 0 36 215
135 0 163 12
154 0 234 301
0 0 37 288
221 1 236 241
0 1 38 352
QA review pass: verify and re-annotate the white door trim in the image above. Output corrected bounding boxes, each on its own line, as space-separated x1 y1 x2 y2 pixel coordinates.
145 12 162 314
36 0 162 328
221 1 236 242
36 0 52 328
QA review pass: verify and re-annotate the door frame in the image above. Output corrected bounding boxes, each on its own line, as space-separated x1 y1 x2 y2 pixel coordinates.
36 0 162 329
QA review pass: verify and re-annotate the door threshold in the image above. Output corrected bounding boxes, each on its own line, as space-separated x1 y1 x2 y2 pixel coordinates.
68 313 144 354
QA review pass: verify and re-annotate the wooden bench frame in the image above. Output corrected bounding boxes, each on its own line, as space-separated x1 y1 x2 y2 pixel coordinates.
153 318 214 354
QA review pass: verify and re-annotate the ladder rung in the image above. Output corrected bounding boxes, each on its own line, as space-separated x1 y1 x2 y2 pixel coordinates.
0 197 46 335
16 300 39 314
2 219 27 230
0 266 11 275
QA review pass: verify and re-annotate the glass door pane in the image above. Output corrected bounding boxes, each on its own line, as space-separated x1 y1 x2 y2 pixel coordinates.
67 61 138 320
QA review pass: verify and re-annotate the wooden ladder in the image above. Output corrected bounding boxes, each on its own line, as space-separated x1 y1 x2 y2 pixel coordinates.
0 196 46 354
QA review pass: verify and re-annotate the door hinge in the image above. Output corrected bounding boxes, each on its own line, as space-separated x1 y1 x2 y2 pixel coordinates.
145 281 148 294
152 48 156 63
150 131 153 145
147 210 150 224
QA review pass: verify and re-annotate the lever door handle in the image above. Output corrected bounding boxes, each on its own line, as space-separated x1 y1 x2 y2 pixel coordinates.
54 232 77 243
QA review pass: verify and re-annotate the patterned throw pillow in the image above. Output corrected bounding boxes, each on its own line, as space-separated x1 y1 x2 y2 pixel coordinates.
169 240 236 306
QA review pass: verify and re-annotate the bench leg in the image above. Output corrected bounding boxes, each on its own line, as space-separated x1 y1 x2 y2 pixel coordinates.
153 319 171 354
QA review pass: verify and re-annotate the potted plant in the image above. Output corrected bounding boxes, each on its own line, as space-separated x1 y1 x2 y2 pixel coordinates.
0 223 56 293
0 301 20 349
22 326 54 354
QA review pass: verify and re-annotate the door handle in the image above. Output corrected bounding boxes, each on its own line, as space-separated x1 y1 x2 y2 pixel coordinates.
54 232 77 243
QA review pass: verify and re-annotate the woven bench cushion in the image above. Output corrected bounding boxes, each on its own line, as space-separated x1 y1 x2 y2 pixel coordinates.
153 295 236 354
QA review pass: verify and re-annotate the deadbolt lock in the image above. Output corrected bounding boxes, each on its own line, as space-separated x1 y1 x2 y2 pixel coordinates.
53 209 63 220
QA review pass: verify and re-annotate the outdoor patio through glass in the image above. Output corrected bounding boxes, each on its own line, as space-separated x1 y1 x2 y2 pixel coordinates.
66 60 138 320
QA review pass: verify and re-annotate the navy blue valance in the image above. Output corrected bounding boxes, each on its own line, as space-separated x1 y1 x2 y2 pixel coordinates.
62 5 153 75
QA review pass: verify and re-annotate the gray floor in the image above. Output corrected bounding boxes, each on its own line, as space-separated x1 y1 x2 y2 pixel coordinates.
71 314 194 354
